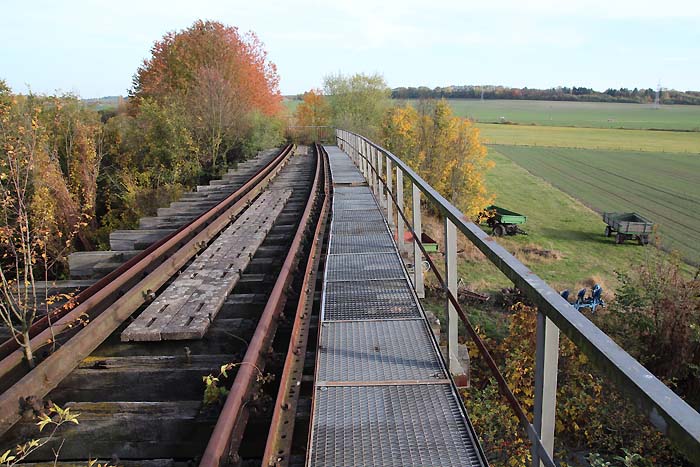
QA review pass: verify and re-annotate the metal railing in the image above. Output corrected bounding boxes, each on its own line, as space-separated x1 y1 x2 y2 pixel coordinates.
335 129 700 467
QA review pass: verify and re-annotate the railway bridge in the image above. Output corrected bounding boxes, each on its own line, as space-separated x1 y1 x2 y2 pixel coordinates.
0 131 698 466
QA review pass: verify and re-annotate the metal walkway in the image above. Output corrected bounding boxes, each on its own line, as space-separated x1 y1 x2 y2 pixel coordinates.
307 147 487 467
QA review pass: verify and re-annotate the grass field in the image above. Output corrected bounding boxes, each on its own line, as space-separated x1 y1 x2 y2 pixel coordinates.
399 98 700 131
478 123 700 153
493 145 700 265
449 148 695 296
283 97 300 114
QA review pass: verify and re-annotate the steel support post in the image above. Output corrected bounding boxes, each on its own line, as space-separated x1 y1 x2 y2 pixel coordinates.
532 311 560 467
362 141 368 180
367 147 377 192
352 134 356 163
396 168 405 252
376 149 384 207
363 140 370 185
373 147 380 197
361 141 367 180
444 218 461 374
412 184 425 298
386 157 393 227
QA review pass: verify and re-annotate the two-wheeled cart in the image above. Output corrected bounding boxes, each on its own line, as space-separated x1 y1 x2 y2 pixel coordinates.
481 205 527 237
602 212 654 245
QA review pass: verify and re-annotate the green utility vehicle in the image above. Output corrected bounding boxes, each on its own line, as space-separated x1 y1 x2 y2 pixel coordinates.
480 205 527 237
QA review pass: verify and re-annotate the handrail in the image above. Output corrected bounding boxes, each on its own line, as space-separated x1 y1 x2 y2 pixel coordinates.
350 142 556 467
335 129 700 466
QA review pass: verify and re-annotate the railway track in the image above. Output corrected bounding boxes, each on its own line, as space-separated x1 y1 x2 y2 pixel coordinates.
0 143 330 466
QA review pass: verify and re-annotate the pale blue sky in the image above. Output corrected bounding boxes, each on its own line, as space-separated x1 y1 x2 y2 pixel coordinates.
1 0 698 97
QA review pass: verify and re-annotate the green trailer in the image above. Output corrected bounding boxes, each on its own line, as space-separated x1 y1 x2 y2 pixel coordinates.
602 212 654 245
482 205 527 237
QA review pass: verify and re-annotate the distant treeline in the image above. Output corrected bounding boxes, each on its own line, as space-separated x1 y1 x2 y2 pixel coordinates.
391 85 700 105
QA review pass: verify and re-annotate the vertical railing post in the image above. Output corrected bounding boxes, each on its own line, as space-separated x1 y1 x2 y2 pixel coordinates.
373 147 380 198
376 149 383 206
364 140 370 186
361 140 367 179
412 184 425 298
360 141 372 179
386 157 393 227
354 134 358 165
532 312 560 467
371 145 377 193
444 218 460 374
367 142 373 189
396 168 405 253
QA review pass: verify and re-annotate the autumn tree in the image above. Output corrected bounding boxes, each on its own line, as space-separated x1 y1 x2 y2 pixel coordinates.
381 100 493 216
131 20 282 170
0 84 83 367
39 94 103 251
95 98 200 241
324 72 390 138
293 89 330 143
0 88 100 267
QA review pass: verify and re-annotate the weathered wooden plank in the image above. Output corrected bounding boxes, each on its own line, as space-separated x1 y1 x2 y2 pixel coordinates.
1 401 216 461
139 215 198 229
109 229 176 250
93 318 255 357
21 460 188 467
121 189 291 342
68 250 142 277
50 355 232 402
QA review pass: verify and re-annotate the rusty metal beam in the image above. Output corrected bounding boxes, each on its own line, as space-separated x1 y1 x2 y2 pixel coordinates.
262 143 330 467
199 144 326 467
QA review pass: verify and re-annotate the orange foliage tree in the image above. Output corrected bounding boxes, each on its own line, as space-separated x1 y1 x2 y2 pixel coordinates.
293 89 330 142
131 20 282 169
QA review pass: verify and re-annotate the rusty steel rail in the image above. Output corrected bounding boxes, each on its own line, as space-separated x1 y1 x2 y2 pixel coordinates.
0 145 293 362
200 144 328 467
262 144 330 467
337 129 700 466
0 145 295 436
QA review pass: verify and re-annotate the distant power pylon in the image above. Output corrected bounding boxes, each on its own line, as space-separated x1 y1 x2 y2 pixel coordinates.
654 81 662 108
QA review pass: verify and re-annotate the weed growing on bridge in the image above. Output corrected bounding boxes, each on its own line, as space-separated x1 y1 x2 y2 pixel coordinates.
0 402 109 466
202 362 274 406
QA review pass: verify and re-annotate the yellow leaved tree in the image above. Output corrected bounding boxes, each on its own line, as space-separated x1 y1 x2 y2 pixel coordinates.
381 100 493 217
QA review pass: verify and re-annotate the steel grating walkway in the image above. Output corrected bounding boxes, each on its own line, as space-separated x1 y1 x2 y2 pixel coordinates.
307 146 488 467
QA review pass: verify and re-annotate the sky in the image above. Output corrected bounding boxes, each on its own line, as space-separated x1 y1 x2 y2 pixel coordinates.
1 0 699 98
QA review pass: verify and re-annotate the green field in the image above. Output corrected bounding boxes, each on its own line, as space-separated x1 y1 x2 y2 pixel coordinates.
400 98 700 131
478 123 700 153
493 145 700 265
453 149 695 295
283 97 300 114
